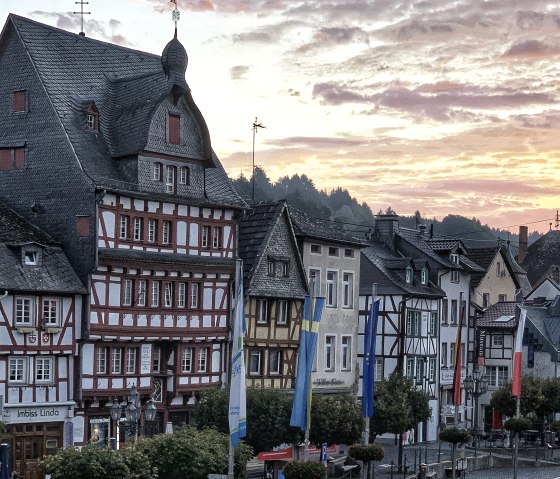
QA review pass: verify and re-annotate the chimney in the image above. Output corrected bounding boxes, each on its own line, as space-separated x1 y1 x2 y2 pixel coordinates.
418 224 428 235
373 214 399 248
518 225 528 263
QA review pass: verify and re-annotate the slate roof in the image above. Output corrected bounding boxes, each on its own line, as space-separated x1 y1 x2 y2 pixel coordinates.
289 207 367 247
5 14 245 209
476 301 520 329
0 202 85 293
396 229 460 269
520 230 560 287
238 202 307 298
360 241 445 298
524 299 560 361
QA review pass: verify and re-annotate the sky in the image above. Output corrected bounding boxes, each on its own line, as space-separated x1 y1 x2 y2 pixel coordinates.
1 1 560 233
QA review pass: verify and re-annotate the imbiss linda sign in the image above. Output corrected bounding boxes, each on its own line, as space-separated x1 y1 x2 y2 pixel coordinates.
3 405 68 424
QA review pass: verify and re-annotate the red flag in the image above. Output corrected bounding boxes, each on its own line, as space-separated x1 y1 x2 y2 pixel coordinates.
512 309 527 397
452 304 464 406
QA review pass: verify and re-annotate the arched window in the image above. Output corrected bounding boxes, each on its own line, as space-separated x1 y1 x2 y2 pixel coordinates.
179 166 190 185
165 165 176 193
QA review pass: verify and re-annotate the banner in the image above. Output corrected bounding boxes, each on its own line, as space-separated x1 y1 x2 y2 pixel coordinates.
362 299 380 417
512 309 527 397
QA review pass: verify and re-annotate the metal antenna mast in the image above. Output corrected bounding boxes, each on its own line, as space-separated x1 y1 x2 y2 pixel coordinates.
74 0 91 36
251 117 265 202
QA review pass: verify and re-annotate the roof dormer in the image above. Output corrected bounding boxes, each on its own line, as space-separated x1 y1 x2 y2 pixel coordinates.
21 244 42 267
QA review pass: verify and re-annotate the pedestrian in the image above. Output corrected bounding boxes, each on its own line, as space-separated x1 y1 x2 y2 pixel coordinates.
402 431 407 444
408 428 415 445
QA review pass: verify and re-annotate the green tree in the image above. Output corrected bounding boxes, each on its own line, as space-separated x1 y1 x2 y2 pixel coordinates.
439 428 469 479
490 375 544 418
283 461 326 479
41 443 156 479
309 393 362 446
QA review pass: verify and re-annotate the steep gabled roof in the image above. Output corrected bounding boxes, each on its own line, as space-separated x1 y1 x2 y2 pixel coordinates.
477 301 520 329
520 230 560 287
396 228 459 269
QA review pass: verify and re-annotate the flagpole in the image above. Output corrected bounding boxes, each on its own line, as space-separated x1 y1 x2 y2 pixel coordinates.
513 395 520 479
364 284 376 446
228 440 235 479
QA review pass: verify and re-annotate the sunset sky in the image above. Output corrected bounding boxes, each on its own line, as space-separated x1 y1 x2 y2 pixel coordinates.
2 1 560 233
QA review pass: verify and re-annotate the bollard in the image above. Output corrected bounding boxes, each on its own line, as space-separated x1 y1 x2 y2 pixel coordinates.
419 463 427 479
425 445 428 465
414 450 417 473
390 460 394 479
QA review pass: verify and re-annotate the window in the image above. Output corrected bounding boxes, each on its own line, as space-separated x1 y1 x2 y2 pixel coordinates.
182 347 193 373
76 215 90 237
276 300 288 325
137 280 147 307
179 166 189 185
164 282 173 308
450 254 460 282
496 261 502 276
268 259 277 276
325 335 336 371
257 299 268 324
202 226 210 248
119 216 129 240
249 350 262 375
416 359 425 383
178 283 186 308
13 90 26 112
42 298 60 326
198 348 208 372
151 281 160 307
24 250 38 265
491 335 503 347
310 244 321 254
482 293 490 308
344 249 355 258
406 310 421 337
15 297 34 326
405 267 413 284
450 343 455 367
212 227 222 249
428 312 437 336
165 165 176 193
326 271 338 307
162 221 171 244
450 300 458 324
341 336 352 371
96 347 108 374
111 348 123 374
148 219 157 242
123 279 133 307
429 358 436 382
441 343 448 367
421 268 428 285
134 217 143 241
0 147 25 170
9 357 27 383
153 162 162 181
126 348 137 374
85 103 98 131
153 347 162 373
269 350 282 375
485 366 509 387
309 269 320 296
374 358 383 380
328 247 339 257
281 261 289 277
342 273 354 308
442 299 448 324
168 113 180 144
190 283 200 309
498 294 507 302
406 358 414 378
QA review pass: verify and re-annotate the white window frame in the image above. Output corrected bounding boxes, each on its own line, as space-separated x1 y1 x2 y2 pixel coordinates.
201 225 210 248
179 166 188 185
421 268 428 285
148 219 157 243
406 310 421 336
269 350 281 375
133 217 142 241
182 347 193 373
23 250 38 265
190 283 200 309
276 300 288 325
153 346 162 373
342 272 354 308
41 298 60 327
162 221 171 244
198 348 208 373
491 335 503 347
324 335 336 371
151 281 160 307
125 347 137 374
15 296 34 326
429 357 437 382
310 244 321 254
309 268 321 296
249 350 262 376
178 283 186 308
267 260 275 276
137 280 147 307
123 279 133 307
9 357 27 384
441 343 448 367
415 359 425 383
165 165 175 193
164 282 173 308
153 162 162 181
344 248 355 258
406 358 414 378
111 347 123 374
212 226 222 249
257 299 268 324
119 215 128 240
341 335 352 371
406 267 413 284
96 347 107 374
326 270 338 307
451 300 458 324
428 312 437 336
374 358 383 380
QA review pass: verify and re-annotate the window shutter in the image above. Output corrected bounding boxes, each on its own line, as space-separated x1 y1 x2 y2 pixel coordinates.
13 91 26 112
14 148 25 169
0 150 12 170
169 113 180 144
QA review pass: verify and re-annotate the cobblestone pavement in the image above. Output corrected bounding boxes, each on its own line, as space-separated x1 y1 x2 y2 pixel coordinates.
466 466 560 478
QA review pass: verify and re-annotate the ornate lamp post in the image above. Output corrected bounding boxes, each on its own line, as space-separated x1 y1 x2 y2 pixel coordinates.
109 397 122 450
464 367 488 449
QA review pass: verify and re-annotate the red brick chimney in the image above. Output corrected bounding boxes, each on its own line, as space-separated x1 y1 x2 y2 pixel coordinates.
518 225 528 263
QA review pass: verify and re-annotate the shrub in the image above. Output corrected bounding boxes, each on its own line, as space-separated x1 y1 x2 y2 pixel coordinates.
504 417 533 433
283 461 326 479
348 443 384 462
439 428 470 444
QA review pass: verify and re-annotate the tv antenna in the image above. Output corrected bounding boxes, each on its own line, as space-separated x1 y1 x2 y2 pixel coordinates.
252 117 266 202
74 1 91 36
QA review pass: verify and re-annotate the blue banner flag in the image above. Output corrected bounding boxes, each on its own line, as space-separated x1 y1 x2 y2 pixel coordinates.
362 299 380 418
290 295 325 431
228 278 247 447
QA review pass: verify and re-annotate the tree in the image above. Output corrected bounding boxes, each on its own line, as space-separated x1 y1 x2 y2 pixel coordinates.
41 443 157 479
348 443 384 479
135 427 252 479
439 428 469 479
283 461 326 479
309 393 362 446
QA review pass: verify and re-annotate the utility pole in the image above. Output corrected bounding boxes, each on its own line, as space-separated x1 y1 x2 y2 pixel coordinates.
251 117 265 202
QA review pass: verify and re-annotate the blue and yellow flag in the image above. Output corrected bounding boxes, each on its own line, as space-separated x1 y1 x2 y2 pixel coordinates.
290 295 325 431
362 299 380 417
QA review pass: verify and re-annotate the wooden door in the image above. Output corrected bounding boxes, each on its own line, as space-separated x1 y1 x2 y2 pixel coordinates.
13 435 42 479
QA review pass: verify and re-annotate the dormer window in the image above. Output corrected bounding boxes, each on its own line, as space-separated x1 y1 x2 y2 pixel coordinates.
23 249 39 266
405 266 413 284
421 267 428 285
13 90 27 113
153 162 162 181
168 113 180 144
179 166 190 185
165 165 176 193
86 104 99 132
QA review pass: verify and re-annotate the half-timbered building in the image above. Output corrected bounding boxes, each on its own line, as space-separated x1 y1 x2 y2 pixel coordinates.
0 14 246 450
289 207 365 394
0 201 85 478
238 202 308 389
359 224 445 442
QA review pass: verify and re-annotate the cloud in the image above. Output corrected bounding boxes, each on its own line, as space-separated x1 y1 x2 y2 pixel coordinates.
230 65 250 80
502 39 560 59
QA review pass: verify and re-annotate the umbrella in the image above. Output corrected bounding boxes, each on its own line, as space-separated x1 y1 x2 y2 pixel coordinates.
0 443 10 479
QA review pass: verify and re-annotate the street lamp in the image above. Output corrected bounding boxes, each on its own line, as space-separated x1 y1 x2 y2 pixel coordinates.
109 397 122 450
464 367 488 449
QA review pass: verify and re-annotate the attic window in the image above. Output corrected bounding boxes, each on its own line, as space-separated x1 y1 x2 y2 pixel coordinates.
86 104 99 131
13 91 27 113
168 113 180 144
405 266 413 284
23 250 38 266
421 268 428 285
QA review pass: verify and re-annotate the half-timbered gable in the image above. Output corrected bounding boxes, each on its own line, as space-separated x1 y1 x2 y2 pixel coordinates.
359 240 444 442
290 207 365 393
0 201 85 476
239 202 308 389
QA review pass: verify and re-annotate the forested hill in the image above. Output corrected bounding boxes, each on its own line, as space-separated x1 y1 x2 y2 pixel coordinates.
232 168 540 248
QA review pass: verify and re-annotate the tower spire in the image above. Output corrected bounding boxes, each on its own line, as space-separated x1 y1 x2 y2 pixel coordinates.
170 0 180 38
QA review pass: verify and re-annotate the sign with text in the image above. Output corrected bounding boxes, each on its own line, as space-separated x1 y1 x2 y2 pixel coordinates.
4 405 68 424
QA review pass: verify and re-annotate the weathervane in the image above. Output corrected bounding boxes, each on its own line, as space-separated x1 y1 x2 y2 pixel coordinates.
170 0 180 35
252 117 266 202
74 0 91 36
